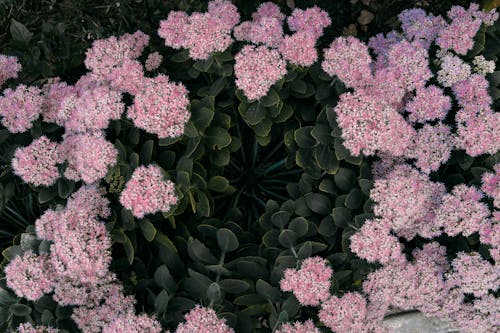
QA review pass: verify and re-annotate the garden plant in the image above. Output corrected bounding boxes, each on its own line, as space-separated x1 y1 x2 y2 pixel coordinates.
0 0 499 332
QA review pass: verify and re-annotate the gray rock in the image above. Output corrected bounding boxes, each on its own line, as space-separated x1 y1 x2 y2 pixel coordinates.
382 311 458 333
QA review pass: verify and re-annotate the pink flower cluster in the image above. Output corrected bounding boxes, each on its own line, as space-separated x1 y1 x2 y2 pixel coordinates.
280 256 332 306
17 323 59 333
234 45 287 101
120 164 177 218
127 74 190 138
482 164 500 208
322 5 499 170
11 136 64 186
176 305 234 333
0 54 21 87
0 84 44 133
158 0 239 60
276 320 320 333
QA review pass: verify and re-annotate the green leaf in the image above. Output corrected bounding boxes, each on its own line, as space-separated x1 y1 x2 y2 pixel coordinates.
256 279 280 301
332 207 352 228
207 176 229 192
297 241 313 259
271 211 291 228
38 187 57 204
260 88 280 107
138 219 156 242
279 229 298 248
154 265 176 293
291 80 307 94
345 189 364 209
154 290 169 314
171 49 190 62
123 235 135 265
245 103 266 125
205 127 231 149
217 228 239 252
219 279 250 294
188 239 218 264
288 217 308 237
207 282 222 304
121 208 136 231
140 140 154 164
10 19 33 43
334 168 357 192
294 127 316 148
191 107 214 132
155 232 177 252
305 193 331 215
2 246 22 260
209 78 226 96
57 178 75 199
10 303 32 317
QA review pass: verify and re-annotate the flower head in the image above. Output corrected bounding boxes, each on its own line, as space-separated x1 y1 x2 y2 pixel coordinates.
176 305 234 333
0 84 43 133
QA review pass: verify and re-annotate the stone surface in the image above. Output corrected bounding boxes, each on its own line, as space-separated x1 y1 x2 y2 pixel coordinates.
382 312 458 333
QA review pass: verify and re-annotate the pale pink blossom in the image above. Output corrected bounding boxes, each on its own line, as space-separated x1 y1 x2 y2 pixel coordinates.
287 6 331 40
17 323 59 333
128 74 190 138
405 85 451 123
436 5 482 55
234 45 286 100
278 32 318 67
0 84 43 133
103 312 162 333
408 123 453 174
0 54 22 87
319 292 369 333
12 136 63 186
120 165 177 218
482 164 500 208
176 305 234 333
276 320 320 333
5 251 55 301
145 52 163 71
280 256 332 306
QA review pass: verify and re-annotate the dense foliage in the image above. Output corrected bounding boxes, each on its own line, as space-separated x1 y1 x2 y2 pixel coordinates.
0 1 499 333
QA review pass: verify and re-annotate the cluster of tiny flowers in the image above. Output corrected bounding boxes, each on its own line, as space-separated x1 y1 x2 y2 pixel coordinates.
318 292 371 333
17 323 59 333
275 320 320 333
158 0 239 60
408 123 453 174
4 251 56 301
103 313 163 333
398 8 446 48
120 164 178 218
482 164 500 208
233 2 330 98
473 55 496 75
349 218 404 265
0 54 21 87
446 252 499 297
127 74 190 138
234 45 287 100
145 51 163 71
0 84 44 133
405 85 450 123
176 305 234 333
11 136 63 186
437 54 471 87
61 132 118 184
434 184 491 237
280 256 332 306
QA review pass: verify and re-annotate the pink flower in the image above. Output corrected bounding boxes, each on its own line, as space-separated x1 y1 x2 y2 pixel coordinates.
61 132 118 184
278 32 318 67
17 323 59 333
207 0 241 30
454 111 500 157
318 292 369 333
436 5 482 55
145 52 163 71
434 184 491 237
287 6 331 40
0 84 43 133
120 165 177 218
280 256 332 306
61 84 124 133
370 165 446 239
437 54 471 87
41 79 76 125
405 85 451 123
128 74 190 138
252 2 285 23
5 251 55 301
246 16 284 48
350 218 405 265
446 252 499 297
12 136 63 187
453 74 492 118
398 9 446 48
322 36 373 89
158 11 189 49
276 320 320 333
176 305 234 333
103 312 163 333
408 123 453 174
412 242 450 274
482 164 500 208
0 54 21 87
234 45 287 101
